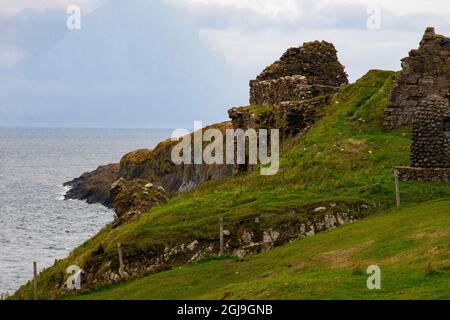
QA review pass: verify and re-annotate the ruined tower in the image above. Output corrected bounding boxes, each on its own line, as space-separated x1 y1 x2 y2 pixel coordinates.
411 95 450 168
384 27 450 129
249 40 348 106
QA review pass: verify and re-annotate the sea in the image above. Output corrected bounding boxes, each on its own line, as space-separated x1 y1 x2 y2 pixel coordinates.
0 127 171 294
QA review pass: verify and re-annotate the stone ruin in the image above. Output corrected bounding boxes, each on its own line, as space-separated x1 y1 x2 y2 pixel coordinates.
250 41 348 106
396 94 450 183
229 41 348 138
411 95 450 168
384 27 450 129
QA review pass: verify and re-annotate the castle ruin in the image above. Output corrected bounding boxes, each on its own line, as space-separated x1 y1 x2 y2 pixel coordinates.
396 94 450 182
384 27 450 129
229 41 348 138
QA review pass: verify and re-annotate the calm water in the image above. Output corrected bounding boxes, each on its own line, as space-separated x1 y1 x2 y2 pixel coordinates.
0 128 171 294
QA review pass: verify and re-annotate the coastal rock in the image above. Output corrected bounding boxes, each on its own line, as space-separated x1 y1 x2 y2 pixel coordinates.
64 122 236 207
64 163 119 207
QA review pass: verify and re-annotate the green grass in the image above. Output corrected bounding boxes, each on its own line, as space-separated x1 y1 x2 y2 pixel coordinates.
74 200 450 300
13 69 450 299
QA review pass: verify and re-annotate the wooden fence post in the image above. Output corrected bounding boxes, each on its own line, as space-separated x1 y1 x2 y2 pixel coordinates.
117 243 125 277
219 217 224 256
394 169 401 208
33 261 37 300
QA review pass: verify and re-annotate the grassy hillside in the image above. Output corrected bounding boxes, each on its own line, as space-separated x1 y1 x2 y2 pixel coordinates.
13 70 450 299
74 200 450 300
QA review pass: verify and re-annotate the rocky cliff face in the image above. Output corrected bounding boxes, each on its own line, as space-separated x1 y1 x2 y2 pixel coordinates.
64 163 120 208
65 122 236 223
118 122 235 193
385 27 450 129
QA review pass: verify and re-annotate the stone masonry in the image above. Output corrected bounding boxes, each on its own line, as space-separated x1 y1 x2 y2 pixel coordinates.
396 94 450 183
411 95 450 168
230 40 347 139
249 41 348 106
384 27 450 129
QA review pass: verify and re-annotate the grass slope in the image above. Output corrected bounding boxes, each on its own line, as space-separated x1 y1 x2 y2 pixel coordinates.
75 200 450 300
13 70 450 299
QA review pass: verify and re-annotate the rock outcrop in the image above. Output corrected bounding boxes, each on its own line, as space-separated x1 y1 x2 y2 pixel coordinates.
109 178 168 227
64 164 119 208
64 122 236 211
384 27 450 129
118 122 235 193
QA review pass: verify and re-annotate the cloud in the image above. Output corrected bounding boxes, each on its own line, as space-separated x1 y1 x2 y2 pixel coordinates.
0 0 105 18
0 45 27 68
0 0 247 128
169 0 450 18
166 0 450 81
2 0 450 127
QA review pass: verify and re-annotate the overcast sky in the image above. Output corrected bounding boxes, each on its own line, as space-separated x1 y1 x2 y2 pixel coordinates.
1 0 450 128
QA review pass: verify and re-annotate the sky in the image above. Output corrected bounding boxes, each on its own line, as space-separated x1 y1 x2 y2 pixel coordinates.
1 0 450 128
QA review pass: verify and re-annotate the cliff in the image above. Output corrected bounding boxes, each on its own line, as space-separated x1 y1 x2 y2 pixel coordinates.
65 41 348 212
65 122 236 225
64 164 120 208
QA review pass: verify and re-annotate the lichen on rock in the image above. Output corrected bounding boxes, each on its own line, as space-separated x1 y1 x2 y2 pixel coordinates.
110 178 168 227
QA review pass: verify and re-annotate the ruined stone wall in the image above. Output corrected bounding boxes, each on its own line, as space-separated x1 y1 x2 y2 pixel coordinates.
384 27 450 129
249 75 338 105
228 95 332 139
272 95 332 138
411 94 450 168
230 40 347 140
396 166 450 183
249 41 348 106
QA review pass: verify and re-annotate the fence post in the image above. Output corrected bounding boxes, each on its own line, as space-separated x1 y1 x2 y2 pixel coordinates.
394 169 401 208
117 243 125 278
33 261 37 300
219 217 224 256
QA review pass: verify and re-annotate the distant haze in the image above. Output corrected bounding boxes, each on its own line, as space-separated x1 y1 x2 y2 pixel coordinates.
1 0 450 128
0 0 248 128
